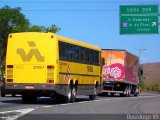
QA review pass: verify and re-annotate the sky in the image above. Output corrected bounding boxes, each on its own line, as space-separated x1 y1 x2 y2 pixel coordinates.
0 0 160 64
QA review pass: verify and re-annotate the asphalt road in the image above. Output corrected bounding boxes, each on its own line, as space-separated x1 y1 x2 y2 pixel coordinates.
0 92 160 120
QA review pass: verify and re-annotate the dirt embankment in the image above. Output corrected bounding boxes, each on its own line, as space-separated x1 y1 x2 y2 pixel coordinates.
141 62 160 85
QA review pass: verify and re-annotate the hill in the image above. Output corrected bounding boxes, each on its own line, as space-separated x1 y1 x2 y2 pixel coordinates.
141 62 160 85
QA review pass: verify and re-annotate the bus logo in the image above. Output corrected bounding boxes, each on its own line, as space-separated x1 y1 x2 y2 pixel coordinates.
17 41 45 62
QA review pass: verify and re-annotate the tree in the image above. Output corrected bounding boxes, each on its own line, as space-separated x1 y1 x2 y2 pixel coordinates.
28 24 61 33
0 5 30 80
0 6 60 80
45 24 61 33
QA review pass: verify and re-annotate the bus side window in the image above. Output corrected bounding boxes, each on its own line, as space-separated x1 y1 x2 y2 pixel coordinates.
79 47 85 63
94 51 99 65
89 50 94 64
85 48 90 64
74 46 79 62
59 42 66 60
68 44 74 61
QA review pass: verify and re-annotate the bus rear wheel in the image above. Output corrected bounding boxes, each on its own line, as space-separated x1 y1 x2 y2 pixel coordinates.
65 85 76 103
89 85 97 100
1 92 5 97
12 94 16 97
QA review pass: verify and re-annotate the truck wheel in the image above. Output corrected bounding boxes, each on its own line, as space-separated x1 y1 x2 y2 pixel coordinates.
111 93 114 96
102 92 108 96
133 87 139 97
134 93 138 97
22 94 37 104
123 86 129 97
133 89 138 97
65 84 76 103
127 86 131 97
120 93 124 97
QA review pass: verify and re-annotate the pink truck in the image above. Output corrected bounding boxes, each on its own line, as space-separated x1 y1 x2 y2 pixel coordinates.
102 49 140 97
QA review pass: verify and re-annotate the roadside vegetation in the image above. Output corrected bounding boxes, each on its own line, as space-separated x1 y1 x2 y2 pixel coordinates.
144 84 160 92
139 63 160 93
0 5 61 80
140 80 160 93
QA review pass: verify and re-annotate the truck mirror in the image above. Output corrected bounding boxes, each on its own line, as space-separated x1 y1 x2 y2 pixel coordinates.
140 69 143 76
138 67 143 76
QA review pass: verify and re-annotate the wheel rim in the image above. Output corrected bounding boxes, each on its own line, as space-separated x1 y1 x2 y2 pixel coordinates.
94 87 97 95
72 87 76 97
68 89 71 100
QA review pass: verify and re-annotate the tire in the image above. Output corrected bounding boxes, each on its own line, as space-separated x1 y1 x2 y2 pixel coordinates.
127 85 131 97
89 95 96 100
133 86 139 97
89 86 97 100
120 93 124 97
123 86 129 97
65 85 76 103
55 94 65 103
1 87 5 97
134 93 138 97
12 94 16 97
102 92 108 96
1 92 5 97
133 89 138 97
111 93 114 96
22 94 37 104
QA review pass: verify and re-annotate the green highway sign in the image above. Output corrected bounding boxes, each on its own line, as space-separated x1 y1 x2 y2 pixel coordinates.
120 16 159 34
120 5 159 34
120 5 158 15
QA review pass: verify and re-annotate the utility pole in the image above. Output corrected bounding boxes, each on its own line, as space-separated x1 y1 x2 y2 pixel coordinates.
135 48 146 63
135 48 146 86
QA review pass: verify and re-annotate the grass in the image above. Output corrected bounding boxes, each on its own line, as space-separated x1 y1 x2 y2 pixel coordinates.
140 80 160 93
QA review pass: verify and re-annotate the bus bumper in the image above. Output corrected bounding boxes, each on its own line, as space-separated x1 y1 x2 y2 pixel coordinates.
5 83 68 97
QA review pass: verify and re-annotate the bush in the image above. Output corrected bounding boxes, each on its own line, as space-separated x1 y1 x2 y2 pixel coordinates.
143 84 160 93
139 79 145 91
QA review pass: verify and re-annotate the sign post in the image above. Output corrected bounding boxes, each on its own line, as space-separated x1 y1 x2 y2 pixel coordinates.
120 5 159 34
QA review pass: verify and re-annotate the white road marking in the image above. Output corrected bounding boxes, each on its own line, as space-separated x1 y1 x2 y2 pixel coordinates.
41 105 54 108
0 108 36 120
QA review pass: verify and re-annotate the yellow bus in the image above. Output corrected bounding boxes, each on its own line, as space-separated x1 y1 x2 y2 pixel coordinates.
5 32 103 103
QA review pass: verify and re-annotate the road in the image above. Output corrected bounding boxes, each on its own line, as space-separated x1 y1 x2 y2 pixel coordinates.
0 92 160 120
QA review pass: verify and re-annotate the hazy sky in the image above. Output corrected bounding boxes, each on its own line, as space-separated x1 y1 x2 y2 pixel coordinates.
0 0 160 63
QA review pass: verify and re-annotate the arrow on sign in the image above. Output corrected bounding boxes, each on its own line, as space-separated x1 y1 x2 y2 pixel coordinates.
152 22 156 27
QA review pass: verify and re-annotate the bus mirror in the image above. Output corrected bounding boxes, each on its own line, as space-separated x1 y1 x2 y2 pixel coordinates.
102 58 105 65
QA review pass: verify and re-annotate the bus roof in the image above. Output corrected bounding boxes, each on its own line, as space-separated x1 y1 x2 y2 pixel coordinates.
9 32 101 52
56 34 101 51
